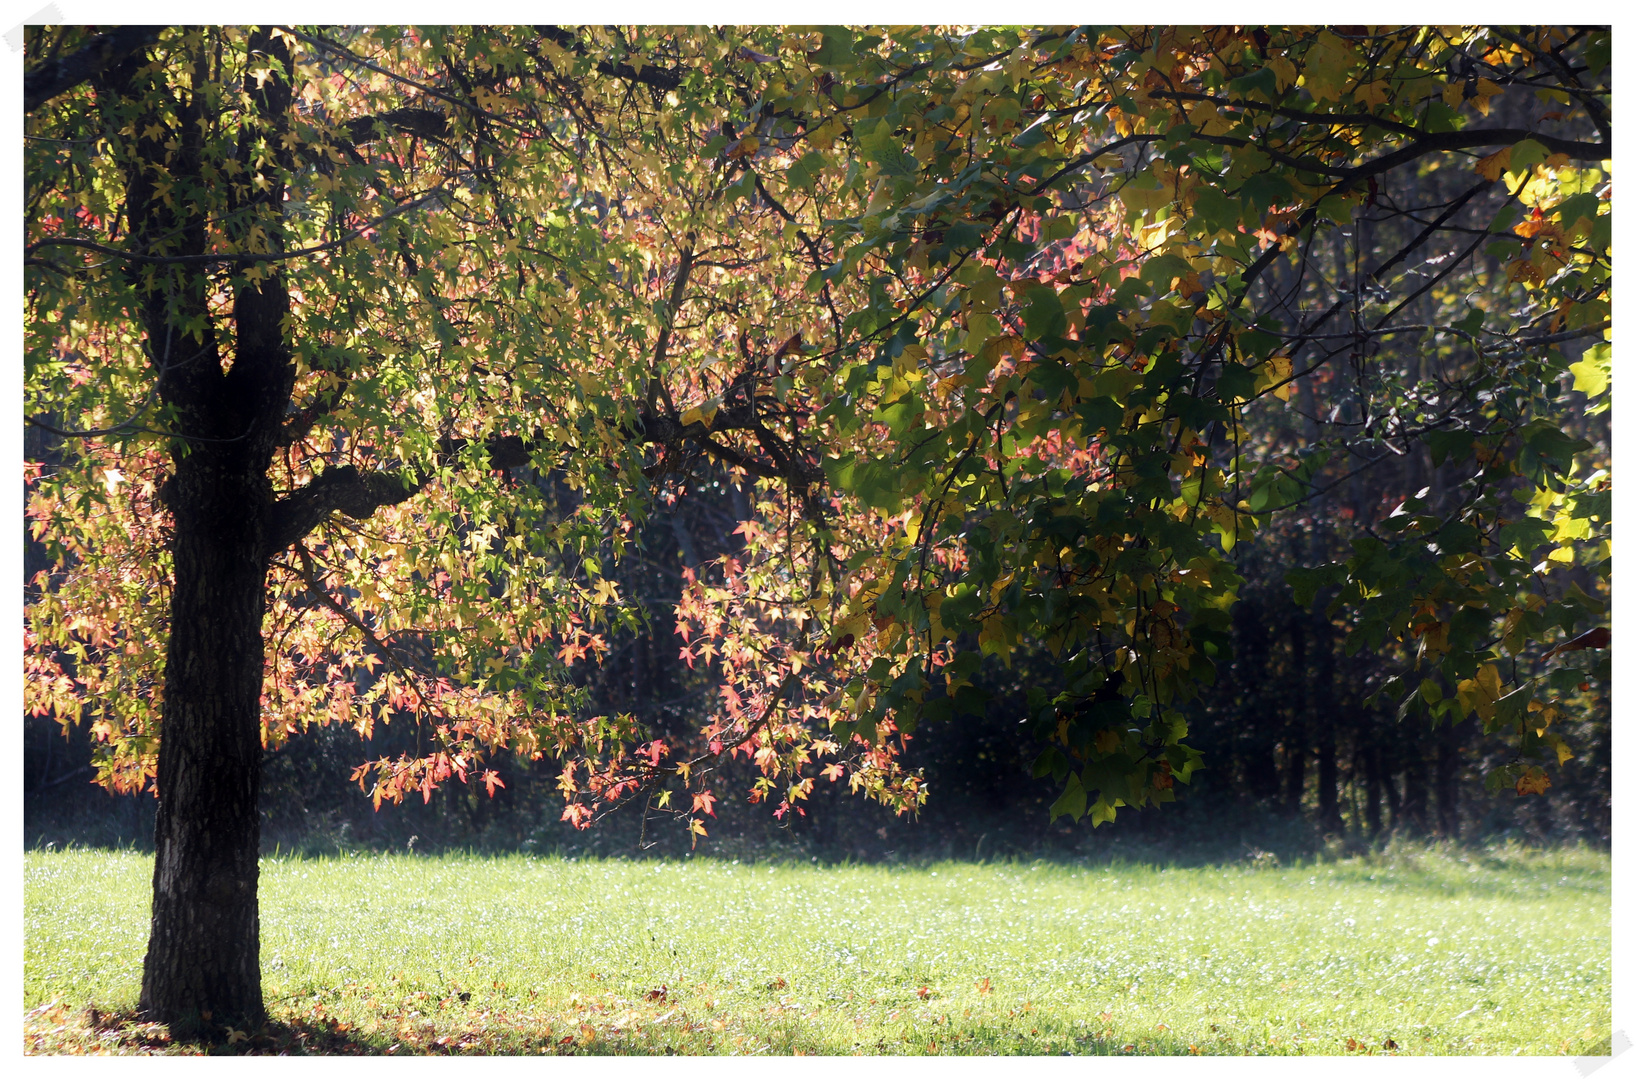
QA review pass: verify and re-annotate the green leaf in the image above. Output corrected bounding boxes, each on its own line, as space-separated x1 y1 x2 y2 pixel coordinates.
1422 429 1474 466
1020 284 1066 341
1048 772 1087 822
857 119 919 179
1089 795 1118 827
786 151 827 193
1075 396 1124 435
1568 342 1610 398
1011 115 1052 149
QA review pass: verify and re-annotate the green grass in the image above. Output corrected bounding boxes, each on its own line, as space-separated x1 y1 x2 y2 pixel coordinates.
24 843 1611 1055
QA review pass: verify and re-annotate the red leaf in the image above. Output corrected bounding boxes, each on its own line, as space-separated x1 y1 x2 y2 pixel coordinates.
1542 626 1609 660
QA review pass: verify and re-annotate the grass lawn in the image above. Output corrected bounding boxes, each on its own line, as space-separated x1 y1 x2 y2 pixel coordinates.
23 842 1611 1056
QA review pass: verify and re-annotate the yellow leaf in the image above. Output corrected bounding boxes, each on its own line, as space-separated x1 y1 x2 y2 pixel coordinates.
679 400 718 428
1474 147 1511 182
1515 767 1551 796
925 590 946 643
1502 607 1527 654
1267 57 1298 92
1475 663 1502 703
978 613 1014 664
1255 354 1294 400
1355 81 1391 108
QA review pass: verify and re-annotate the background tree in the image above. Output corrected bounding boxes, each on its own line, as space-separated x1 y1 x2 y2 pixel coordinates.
25 24 1610 1033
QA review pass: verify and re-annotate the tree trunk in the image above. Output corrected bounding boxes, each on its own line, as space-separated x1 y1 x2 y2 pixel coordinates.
1283 617 1307 816
1380 747 1404 831
1401 751 1429 834
1317 728 1340 833
1434 717 1464 840
1312 617 1342 833
1362 744 1383 837
114 28 295 1034
138 448 271 1033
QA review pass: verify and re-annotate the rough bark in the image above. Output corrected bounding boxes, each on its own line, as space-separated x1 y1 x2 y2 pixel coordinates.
138 440 271 1032
103 26 297 1033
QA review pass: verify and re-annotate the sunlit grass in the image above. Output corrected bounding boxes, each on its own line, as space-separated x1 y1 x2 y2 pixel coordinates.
24 843 1610 1055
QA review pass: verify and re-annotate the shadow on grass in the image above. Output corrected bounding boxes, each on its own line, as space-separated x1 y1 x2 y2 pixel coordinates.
24 1002 397 1056
25 1002 664 1056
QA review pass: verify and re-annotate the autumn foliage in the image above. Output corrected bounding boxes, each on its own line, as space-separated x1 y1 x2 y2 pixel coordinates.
26 25 1610 847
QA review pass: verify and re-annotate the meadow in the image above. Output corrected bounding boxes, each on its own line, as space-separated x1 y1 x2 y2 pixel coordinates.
23 842 1611 1056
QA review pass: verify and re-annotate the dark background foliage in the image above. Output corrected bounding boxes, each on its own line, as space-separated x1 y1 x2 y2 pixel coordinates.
26 463 1610 861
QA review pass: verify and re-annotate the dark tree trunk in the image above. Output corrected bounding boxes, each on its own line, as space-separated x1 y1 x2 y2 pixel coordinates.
1382 760 1403 830
1317 729 1340 833
138 446 272 1032
102 27 297 1034
1283 617 1307 815
1434 717 1464 840
1362 743 1383 837
1312 616 1342 833
1401 751 1429 834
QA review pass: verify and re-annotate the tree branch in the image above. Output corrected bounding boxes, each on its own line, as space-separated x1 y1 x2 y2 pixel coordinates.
343 107 448 145
264 465 421 557
24 25 162 113
25 189 446 267
266 397 822 556
533 26 683 91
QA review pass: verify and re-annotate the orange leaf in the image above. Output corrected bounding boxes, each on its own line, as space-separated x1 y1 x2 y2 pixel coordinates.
1516 767 1552 796
1474 147 1511 182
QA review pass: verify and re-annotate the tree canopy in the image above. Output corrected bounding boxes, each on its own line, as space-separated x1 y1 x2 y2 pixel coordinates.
23 23 1610 1028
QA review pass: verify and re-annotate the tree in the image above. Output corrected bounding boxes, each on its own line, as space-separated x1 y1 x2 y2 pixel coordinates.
25 24 1610 1032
